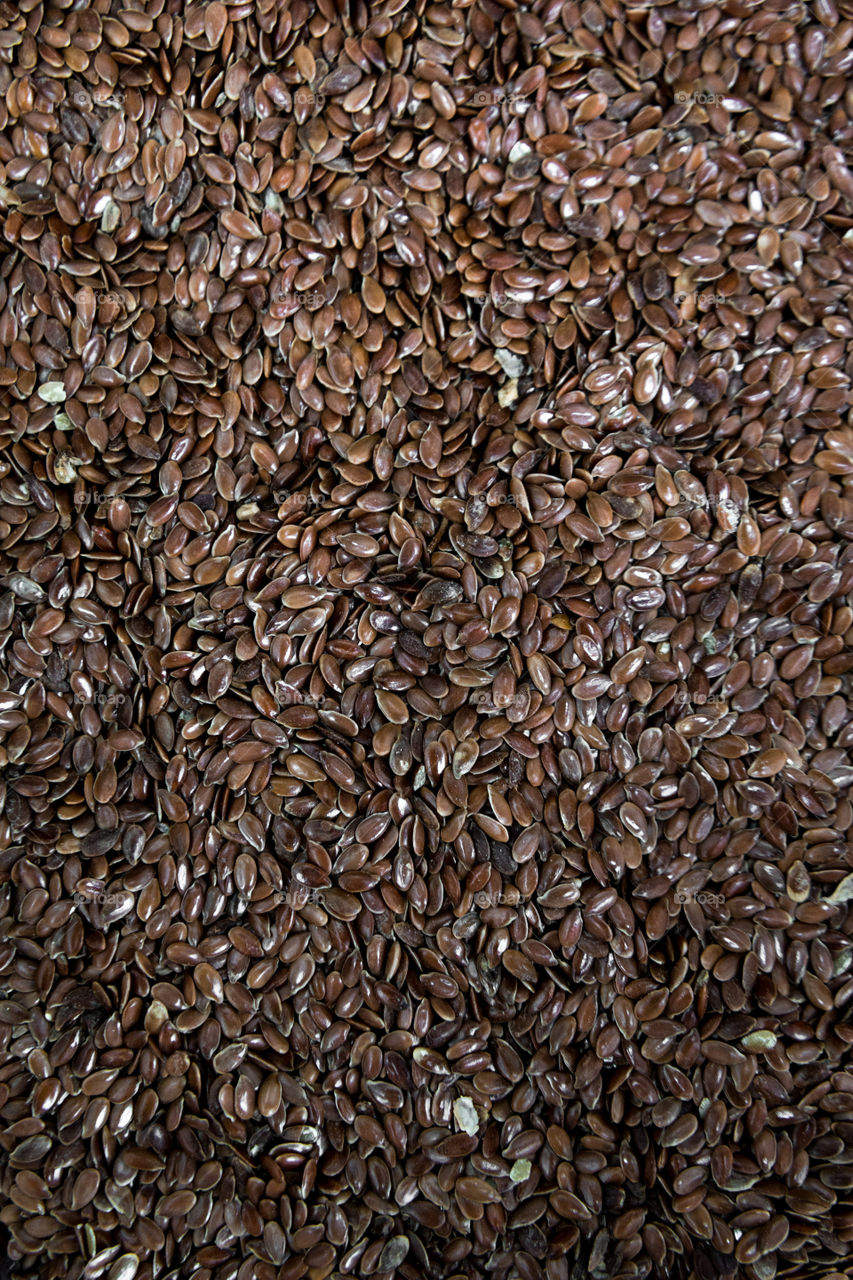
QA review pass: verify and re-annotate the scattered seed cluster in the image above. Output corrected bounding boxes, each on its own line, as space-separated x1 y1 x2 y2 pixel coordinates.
1 0 853 1278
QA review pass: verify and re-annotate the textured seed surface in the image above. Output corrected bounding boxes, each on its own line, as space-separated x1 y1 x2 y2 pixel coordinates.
0 3 852 1280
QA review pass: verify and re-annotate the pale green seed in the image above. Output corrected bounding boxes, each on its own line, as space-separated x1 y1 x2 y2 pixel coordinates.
453 1096 479 1136
39 382 66 403
742 1031 777 1052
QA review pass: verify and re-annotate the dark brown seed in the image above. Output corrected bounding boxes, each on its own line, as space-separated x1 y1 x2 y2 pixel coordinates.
0 9 851 1280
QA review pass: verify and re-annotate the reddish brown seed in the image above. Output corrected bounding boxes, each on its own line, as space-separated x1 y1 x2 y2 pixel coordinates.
0 7 851 1280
